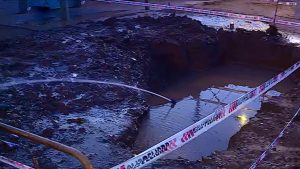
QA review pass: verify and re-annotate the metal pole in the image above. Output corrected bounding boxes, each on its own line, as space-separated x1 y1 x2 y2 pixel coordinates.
0 123 93 169
273 0 280 25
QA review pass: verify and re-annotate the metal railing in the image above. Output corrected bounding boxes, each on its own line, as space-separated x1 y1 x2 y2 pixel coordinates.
0 122 93 169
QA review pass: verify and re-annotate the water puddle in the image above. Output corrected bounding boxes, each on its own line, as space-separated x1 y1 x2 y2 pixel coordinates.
32 106 136 168
134 84 280 161
188 14 270 31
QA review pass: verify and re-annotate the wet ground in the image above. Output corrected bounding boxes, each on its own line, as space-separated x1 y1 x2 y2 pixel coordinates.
134 65 284 161
0 13 300 169
202 79 300 168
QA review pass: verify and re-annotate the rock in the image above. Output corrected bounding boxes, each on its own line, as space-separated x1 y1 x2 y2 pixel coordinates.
202 156 212 161
41 128 54 138
38 157 57 169
67 118 85 124
266 25 280 36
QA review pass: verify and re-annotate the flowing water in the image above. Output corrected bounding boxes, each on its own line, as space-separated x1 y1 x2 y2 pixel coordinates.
0 78 172 102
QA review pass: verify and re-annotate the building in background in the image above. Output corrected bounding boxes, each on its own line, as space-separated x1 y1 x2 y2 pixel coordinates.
18 0 84 13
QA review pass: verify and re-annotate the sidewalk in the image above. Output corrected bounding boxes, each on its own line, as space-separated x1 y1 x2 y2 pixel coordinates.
0 0 146 39
133 0 300 33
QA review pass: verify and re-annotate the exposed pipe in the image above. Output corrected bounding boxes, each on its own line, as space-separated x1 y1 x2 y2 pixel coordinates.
0 123 93 169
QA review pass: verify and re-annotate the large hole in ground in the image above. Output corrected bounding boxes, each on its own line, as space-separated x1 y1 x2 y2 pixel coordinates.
1 15 300 168
129 16 300 162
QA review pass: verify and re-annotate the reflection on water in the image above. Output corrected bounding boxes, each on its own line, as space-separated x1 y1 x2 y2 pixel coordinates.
237 113 248 127
134 84 280 161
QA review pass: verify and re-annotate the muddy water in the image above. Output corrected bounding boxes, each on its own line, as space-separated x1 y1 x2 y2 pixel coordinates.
134 64 293 161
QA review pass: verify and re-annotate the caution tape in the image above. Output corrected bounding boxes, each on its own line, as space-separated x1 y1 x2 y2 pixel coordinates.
97 0 300 27
249 106 300 169
109 58 299 169
0 155 34 169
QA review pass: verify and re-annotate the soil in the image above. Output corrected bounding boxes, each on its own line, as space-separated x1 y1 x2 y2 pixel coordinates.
135 0 300 33
0 14 299 169
202 79 300 169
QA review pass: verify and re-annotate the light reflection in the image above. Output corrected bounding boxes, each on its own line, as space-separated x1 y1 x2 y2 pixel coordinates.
237 114 248 126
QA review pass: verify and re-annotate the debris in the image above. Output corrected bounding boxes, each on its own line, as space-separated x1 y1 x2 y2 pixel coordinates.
41 128 55 138
72 73 78 77
67 118 85 124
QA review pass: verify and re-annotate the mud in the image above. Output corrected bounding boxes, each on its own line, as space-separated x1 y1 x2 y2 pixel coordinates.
202 79 300 168
0 15 299 169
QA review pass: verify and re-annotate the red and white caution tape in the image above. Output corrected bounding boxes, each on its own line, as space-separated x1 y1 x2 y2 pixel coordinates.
109 59 299 168
249 106 300 169
0 156 34 169
97 0 300 27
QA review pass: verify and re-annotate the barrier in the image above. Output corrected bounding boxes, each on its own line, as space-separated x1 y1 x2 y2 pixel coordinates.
97 0 300 27
0 156 34 169
249 106 300 169
111 60 300 169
